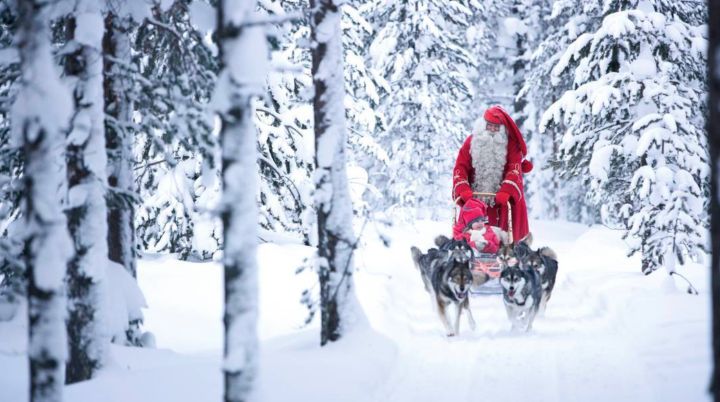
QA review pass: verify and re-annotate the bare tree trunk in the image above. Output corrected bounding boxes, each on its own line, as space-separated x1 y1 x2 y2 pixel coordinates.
709 0 720 399
103 12 137 278
310 0 357 346
103 12 137 277
63 2 110 384
216 2 266 401
15 0 74 400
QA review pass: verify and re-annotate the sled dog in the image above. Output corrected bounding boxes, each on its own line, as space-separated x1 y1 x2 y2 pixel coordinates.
496 233 533 269
523 247 558 315
410 239 476 337
498 240 541 332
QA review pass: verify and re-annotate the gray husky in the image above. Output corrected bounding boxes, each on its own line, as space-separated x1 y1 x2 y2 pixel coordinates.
410 238 476 337
498 240 542 332
523 247 558 314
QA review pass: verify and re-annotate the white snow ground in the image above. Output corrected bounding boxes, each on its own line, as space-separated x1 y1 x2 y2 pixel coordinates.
0 219 711 402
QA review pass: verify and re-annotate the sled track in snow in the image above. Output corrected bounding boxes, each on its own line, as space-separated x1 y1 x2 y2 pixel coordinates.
364 231 659 402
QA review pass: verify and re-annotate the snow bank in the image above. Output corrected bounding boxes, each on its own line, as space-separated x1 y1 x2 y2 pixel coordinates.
0 220 710 402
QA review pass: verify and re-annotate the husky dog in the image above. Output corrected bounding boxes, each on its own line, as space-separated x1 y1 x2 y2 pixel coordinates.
498 240 541 332
410 239 476 337
523 247 558 314
496 233 533 269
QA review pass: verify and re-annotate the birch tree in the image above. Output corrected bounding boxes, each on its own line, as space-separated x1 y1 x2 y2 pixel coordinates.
310 0 357 345
63 1 110 383
13 0 74 399
215 1 267 400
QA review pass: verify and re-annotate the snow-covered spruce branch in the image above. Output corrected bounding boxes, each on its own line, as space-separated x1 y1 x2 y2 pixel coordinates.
142 17 204 77
255 106 305 138
223 11 304 33
257 155 304 208
669 272 699 295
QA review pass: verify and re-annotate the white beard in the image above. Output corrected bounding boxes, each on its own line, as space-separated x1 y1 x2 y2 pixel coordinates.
470 123 508 194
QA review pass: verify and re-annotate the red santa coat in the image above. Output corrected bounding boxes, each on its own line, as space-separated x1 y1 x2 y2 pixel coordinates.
452 106 531 243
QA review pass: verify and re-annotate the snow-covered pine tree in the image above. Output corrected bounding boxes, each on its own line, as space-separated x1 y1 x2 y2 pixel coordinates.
341 0 387 213
519 0 600 223
467 0 510 111
366 0 476 213
103 7 137 278
540 0 708 273
101 2 154 346
134 0 220 260
13 0 74 398
62 1 110 383
310 0 358 345
0 2 24 300
215 1 267 399
255 0 315 243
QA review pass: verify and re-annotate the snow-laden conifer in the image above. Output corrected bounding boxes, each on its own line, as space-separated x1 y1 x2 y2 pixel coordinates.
310 0 360 345
62 0 111 383
13 0 74 399
366 0 476 212
518 0 600 223
214 0 267 399
103 6 138 278
540 0 708 273
134 0 220 259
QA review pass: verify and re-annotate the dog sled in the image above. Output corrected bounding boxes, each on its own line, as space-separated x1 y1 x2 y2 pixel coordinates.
455 192 514 296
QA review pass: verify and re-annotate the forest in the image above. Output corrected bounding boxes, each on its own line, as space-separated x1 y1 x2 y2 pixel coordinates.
0 0 718 402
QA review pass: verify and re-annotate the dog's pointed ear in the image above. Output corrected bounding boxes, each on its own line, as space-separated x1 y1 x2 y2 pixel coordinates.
410 246 422 265
434 235 451 248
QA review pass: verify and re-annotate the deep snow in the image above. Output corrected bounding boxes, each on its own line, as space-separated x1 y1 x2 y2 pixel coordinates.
0 219 711 402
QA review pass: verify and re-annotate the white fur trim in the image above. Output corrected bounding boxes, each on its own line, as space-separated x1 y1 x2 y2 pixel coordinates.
469 228 488 249
490 226 509 245
470 125 507 194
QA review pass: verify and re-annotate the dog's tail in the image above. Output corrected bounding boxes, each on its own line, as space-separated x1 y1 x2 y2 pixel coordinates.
539 246 557 261
434 235 451 248
410 246 423 269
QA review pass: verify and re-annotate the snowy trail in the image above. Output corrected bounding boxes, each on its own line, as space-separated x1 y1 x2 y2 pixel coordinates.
0 220 709 402
355 220 701 402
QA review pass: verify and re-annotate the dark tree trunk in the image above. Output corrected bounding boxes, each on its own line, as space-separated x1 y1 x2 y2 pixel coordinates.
310 0 357 346
709 1 720 399
103 12 137 278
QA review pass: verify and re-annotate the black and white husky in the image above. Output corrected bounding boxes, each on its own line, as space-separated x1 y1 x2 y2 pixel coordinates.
498 241 542 332
524 247 559 314
410 239 476 337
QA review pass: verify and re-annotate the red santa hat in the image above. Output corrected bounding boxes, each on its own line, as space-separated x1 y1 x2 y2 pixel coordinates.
483 105 533 173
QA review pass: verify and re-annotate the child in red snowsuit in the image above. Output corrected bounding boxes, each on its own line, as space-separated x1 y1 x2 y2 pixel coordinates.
453 198 500 254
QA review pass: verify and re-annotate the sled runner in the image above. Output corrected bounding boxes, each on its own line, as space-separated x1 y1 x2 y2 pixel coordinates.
454 192 514 296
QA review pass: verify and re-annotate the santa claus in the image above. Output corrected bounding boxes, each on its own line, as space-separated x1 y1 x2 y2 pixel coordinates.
452 105 532 243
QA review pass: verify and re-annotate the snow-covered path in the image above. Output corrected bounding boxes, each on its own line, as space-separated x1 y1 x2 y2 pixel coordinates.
0 220 710 402
355 220 709 402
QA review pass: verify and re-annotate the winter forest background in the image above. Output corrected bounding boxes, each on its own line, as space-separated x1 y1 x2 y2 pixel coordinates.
0 0 718 401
